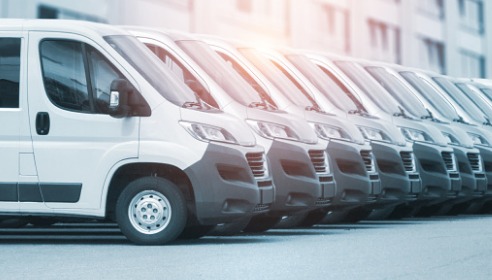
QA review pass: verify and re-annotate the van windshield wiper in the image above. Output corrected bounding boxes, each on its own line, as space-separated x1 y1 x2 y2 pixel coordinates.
182 101 204 109
393 106 414 120
257 91 278 111
483 117 491 126
306 105 324 113
420 109 445 123
249 101 270 110
452 115 468 124
349 107 370 116
421 109 435 120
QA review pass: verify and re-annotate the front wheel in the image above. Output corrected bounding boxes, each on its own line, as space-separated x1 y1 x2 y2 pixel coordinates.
115 177 187 245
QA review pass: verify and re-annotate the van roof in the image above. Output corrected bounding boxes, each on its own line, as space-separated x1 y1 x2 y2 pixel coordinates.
0 19 128 37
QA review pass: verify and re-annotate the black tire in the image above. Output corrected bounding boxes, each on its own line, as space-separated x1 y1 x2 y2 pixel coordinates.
242 215 281 233
298 209 329 227
115 177 187 245
415 204 442 217
319 209 348 224
274 212 309 229
208 217 252 236
178 225 215 239
0 218 28 228
343 208 372 223
29 217 57 227
387 204 415 219
366 206 396 220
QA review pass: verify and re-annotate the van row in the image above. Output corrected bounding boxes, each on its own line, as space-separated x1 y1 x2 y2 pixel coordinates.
1 19 491 245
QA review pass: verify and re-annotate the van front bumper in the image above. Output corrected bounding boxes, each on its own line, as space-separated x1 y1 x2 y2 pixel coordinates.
185 143 274 225
266 140 335 215
453 146 487 201
327 140 380 207
413 142 461 204
371 142 421 204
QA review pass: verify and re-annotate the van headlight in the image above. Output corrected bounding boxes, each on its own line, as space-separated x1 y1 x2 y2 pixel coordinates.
180 122 239 145
247 120 301 142
358 126 391 143
442 132 460 146
310 122 351 142
468 132 490 147
399 127 434 143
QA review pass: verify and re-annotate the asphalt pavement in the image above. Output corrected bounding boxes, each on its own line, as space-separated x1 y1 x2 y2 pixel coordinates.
0 215 491 280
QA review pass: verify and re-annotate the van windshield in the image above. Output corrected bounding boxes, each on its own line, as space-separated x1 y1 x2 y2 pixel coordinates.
364 67 427 118
455 83 492 120
399 72 461 121
335 61 405 116
175 40 268 108
238 48 322 111
285 54 362 113
433 77 487 123
104 35 200 107
479 86 492 103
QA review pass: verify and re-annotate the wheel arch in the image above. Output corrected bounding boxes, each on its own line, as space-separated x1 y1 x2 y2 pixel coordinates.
104 162 196 221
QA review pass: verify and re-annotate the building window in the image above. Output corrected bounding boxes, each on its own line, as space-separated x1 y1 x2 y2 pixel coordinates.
37 4 106 22
417 0 444 19
38 5 58 19
367 19 401 64
320 4 350 52
458 0 484 33
460 51 485 77
236 0 253 13
419 37 445 74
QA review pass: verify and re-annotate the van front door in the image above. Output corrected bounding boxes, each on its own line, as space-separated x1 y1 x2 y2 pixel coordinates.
26 32 139 212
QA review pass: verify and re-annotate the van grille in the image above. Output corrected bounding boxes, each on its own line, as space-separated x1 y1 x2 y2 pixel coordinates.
309 150 328 174
253 204 270 212
246 152 267 178
441 151 457 172
360 150 376 173
400 151 416 172
467 152 483 172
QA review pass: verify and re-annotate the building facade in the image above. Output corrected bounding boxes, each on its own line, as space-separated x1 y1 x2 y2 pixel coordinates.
1 0 491 78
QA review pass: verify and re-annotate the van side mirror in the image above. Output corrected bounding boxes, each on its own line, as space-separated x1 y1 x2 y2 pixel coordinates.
109 79 132 118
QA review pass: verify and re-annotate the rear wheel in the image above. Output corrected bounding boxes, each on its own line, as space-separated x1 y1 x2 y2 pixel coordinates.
115 177 187 245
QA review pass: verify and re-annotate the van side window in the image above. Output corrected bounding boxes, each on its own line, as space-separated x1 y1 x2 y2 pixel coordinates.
87 46 124 113
40 40 91 112
40 40 129 115
145 43 219 108
0 38 21 108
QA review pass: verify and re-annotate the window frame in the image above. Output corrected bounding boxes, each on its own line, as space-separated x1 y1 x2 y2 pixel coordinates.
39 38 128 114
0 37 22 109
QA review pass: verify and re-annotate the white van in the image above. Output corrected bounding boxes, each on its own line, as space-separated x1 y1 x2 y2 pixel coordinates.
0 19 272 245
128 28 335 233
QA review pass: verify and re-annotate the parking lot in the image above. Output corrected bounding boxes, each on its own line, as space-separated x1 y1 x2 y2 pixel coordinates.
1 215 491 280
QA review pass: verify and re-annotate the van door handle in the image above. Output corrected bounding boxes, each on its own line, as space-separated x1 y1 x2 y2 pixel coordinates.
36 112 50 135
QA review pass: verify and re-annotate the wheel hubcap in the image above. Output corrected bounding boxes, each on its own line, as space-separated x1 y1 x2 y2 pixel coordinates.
128 190 171 235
